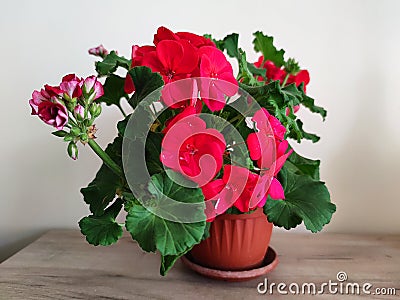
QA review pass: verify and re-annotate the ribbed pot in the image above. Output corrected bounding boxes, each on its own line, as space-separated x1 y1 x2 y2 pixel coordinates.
189 208 273 271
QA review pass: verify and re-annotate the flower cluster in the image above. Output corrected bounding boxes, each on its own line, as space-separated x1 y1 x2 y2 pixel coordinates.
255 57 310 114
246 108 293 200
125 26 238 112
126 27 296 221
160 106 288 220
29 74 104 159
255 56 310 92
159 98 292 221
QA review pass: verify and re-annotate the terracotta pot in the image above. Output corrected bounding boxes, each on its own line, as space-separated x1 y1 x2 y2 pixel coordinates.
188 208 273 271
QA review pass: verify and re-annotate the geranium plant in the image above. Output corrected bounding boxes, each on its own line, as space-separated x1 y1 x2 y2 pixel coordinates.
29 26 336 275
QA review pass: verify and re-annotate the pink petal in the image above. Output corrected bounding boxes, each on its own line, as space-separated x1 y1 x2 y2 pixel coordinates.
233 194 250 212
175 40 198 74
201 179 224 200
274 149 293 176
156 40 184 72
141 51 164 74
247 133 262 161
153 26 179 45
267 177 285 200
202 179 235 217
162 106 197 133
124 75 135 94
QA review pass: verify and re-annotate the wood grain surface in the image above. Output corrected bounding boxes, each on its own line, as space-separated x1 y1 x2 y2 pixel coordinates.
0 230 399 299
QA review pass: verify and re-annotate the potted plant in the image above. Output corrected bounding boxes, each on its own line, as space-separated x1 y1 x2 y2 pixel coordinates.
28 26 336 279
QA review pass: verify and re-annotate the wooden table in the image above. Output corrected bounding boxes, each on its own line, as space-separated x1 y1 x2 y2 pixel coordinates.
0 230 399 299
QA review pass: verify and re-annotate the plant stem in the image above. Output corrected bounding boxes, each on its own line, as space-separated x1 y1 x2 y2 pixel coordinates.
88 139 123 178
281 73 290 87
228 114 243 124
117 104 127 118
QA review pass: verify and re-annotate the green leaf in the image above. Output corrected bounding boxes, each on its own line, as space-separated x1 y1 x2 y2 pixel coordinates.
253 31 285 67
80 137 123 216
239 80 281 105
160 254 180 276
117 117 164 175
287 119 320 143
160 220 211 275
281 83 302 105
201 222 211 241
160 247 192 276
298 83 327 120
97 74 126 107
125 204 156 252
117 114 130 137
145 132 164 176
239 81 321 143
127 66 164 108
126 203 205 254
247 62 266 77
286 149 320 180
203 34 224 50
223 33 239 58
122 192 139 212
125 172 206 275
264 153 336 232
79 199 123 246
95 51 131 76
52 130 67 137
264 197 303 230
237 49 260 85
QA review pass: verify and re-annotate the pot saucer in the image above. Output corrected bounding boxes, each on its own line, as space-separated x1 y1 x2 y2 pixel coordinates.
181 246 278 282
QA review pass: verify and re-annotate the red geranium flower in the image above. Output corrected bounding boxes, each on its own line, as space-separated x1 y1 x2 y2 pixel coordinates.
153 26 179 45
286 69 310 93
176 31 215 48
131 45 156 68
255 57 285 81
153 26 215 48
255 56 310 92
127 27 237 112
246 108 293 200
142 39 198 84
198 46 238 111
124 45 156 94
160 112 226 186
201 165 268 221
162 106 197 134
160 78 201 110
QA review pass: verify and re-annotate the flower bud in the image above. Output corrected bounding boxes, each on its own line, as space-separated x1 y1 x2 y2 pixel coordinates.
89 103 102 118
88 45 109 59
74 105 85 120
70 126 81 136
83 76 104 103
63 134 74 142
80 133 89 142
284 58 300 75
67 142 78 160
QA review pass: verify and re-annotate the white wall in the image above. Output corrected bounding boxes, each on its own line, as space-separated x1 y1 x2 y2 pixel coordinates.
1 0 399 261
